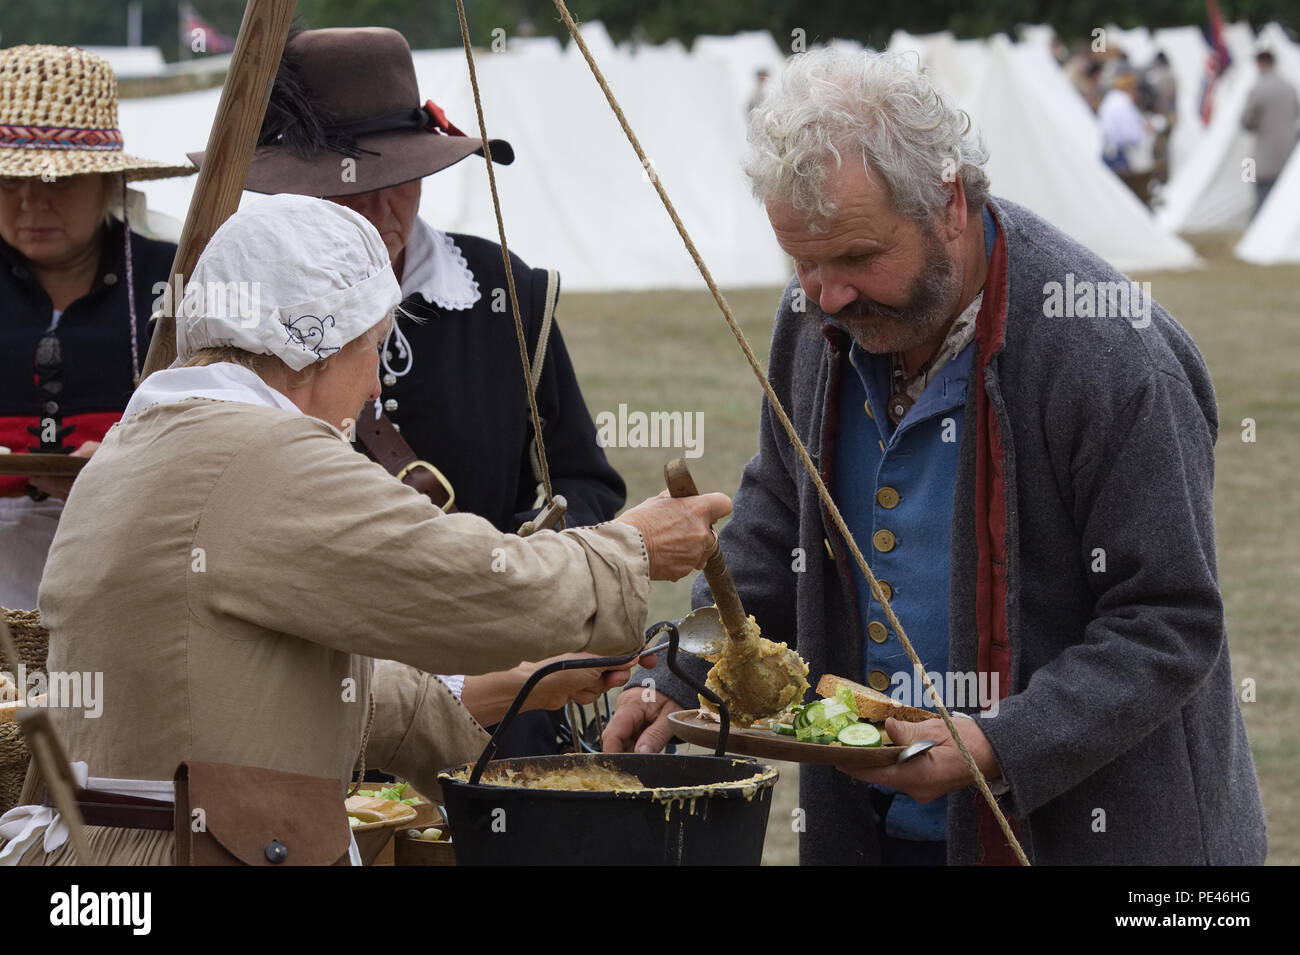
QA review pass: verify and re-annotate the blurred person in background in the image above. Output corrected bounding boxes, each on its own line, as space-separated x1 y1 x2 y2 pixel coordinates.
1242 49 1300 212
1143 51 1178 185
0 45 193 609
1099 70 1148 173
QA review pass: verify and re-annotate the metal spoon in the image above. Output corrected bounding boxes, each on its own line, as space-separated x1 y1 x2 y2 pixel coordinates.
640 606 728 660
895 739 941 763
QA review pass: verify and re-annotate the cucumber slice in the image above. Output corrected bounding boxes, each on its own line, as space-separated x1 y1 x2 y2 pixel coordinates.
802 701 827 725
809 733 837 745
774 722 796 736
837 722 882 747
792 704 817 733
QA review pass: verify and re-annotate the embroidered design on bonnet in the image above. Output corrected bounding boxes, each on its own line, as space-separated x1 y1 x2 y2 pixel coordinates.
282 313 340 359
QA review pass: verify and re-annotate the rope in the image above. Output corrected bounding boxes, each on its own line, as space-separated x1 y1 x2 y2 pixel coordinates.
347 692 377 798
551 0 1029 866
453 0 555 506
121 177 141 386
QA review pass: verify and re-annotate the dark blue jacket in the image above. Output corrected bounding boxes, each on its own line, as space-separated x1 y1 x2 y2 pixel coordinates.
371 234 624 532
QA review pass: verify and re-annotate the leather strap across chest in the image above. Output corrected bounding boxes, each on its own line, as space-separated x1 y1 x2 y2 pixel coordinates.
353 399 455 511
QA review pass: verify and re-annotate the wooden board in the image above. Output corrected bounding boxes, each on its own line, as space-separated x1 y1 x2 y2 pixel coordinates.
669 709 907 768
0 454 87 478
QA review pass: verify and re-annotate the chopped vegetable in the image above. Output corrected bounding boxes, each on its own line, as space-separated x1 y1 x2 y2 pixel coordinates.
837 722 882 747
783 686 887 747
356 781 420 805
792 687 858 742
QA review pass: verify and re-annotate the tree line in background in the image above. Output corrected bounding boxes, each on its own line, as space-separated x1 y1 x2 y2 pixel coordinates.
1 0 1296 61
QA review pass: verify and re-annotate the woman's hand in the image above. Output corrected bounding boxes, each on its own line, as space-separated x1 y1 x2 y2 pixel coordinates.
615 490 732 581
459 652 655 728
26 440 99 501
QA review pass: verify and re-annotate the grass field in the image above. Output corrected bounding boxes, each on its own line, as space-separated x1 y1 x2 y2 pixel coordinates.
559 235 1299 865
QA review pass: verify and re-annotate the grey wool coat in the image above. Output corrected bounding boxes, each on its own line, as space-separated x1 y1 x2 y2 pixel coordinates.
644 197 1267 866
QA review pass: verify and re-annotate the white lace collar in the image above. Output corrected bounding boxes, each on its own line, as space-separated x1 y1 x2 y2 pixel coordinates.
399 217 480 311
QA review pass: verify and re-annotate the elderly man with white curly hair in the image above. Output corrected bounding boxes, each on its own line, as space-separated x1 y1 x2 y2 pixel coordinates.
608 48 1266 866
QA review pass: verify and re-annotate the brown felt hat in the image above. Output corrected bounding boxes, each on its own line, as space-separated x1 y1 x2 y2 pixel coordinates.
188 27 512 197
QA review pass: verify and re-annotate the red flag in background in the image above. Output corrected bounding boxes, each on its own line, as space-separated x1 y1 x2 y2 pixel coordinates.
1198 0 1233 124
181 4 236 55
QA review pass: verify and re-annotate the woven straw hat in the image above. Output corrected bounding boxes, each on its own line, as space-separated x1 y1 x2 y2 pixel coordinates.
0 45 195 181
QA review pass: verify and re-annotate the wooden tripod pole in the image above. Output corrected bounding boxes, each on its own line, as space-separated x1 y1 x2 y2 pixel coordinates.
139 0 298 380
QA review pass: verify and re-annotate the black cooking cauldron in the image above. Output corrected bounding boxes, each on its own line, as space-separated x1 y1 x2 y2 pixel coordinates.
437 620 778 866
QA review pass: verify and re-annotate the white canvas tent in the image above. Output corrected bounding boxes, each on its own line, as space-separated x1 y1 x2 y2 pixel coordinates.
888 31 1197 272
1235 134 1300 263
1154 22 1300 233
118 41 790 291
82 45 167 77
1150 25 1216 175
693 30 785 117
1153 59 1260 233
1102 24 1157 70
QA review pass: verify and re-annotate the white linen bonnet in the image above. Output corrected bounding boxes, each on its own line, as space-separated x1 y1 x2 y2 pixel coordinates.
175 194 402 371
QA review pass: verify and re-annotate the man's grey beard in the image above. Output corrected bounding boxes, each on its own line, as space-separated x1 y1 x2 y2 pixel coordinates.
806 228 961 354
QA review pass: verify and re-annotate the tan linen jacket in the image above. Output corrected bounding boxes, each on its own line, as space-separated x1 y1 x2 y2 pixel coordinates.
36 398 650 795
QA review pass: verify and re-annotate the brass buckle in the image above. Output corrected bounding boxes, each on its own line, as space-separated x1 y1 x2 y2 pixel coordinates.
395 460 455 511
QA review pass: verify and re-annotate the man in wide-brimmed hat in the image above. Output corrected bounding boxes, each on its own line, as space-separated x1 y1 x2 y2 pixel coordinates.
190 27 631 751
0 45 194 609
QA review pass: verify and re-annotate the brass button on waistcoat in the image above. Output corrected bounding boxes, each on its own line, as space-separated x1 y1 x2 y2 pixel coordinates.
863 399 874 419
876 487 900 509
872 529 896 552
867 669 890 692
867 621 888 643
877 580 893 601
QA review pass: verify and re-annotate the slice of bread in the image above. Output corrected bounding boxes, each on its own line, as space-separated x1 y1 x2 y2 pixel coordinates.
816 674 936 723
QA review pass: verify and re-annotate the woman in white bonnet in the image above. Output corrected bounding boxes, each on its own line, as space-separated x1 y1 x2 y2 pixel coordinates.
3 195 728 865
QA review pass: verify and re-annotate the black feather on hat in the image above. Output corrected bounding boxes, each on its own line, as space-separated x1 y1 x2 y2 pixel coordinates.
189 26 513 198
257 27 333 158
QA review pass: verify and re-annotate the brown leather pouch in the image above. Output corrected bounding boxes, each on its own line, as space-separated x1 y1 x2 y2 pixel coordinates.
173 761 352 866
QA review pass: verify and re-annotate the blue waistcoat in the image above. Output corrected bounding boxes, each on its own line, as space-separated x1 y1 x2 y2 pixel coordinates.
831 211 993 841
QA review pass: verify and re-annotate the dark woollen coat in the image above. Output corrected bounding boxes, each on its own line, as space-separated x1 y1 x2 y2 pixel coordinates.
373 233 625 533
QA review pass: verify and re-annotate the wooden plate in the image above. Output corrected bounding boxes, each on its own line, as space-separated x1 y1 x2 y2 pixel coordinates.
668 709 907 767
344 794 418 831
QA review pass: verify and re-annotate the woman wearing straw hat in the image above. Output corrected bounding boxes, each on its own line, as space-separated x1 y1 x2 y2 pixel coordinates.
0 194 728 865
0 45 194 610
191 27 634 754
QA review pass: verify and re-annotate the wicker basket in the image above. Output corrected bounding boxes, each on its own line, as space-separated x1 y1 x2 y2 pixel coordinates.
1 608 49 814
